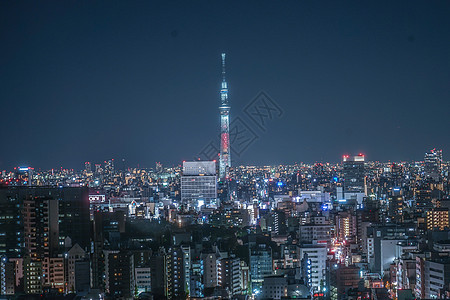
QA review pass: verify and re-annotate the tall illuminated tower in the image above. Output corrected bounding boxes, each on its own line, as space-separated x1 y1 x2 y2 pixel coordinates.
219 53 231 180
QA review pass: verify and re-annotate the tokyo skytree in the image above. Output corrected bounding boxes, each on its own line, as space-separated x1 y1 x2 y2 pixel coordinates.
219 53 231 180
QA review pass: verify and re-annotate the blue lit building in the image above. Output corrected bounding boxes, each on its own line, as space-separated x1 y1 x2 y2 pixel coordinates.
249 243 272 293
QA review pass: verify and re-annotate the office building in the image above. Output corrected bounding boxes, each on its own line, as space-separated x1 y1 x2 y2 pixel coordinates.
424 149 442 181
181 161 217 209
342 154 365 193
249 244 272 293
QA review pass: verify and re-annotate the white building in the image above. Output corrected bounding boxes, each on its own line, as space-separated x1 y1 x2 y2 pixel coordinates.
296 191 331 203
181 161 217 210
135 267 151 294
380 239 403 276
298 245 327 292
423 259 450 298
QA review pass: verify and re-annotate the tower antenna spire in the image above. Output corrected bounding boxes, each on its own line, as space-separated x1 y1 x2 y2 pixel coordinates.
222 53 226 82
220 53 228 106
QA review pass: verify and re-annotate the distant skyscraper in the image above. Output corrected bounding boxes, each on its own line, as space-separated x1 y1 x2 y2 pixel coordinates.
84 162 91 173
155 162 163 173
219 53 231 180
342 154 365 193
181 161 217 209
424 148 442 181
388 188 404 222
15 167 33 186
390 163 403 188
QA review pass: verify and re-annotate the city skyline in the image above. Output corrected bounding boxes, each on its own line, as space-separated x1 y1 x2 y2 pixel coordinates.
2 2 450 299
1 148 445 174
1 144 448 298
1 1 450 170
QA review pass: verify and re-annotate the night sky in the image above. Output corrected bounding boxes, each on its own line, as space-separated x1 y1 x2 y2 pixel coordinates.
1 1 450 170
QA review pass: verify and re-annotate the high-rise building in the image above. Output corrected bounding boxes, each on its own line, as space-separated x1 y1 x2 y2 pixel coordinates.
166 246 190 299
342 154 365 193
13 167 34 186
0 257 16 295
219 255 241 296
249 244 272 293
0 188 25 258
424 149 443 181
43 257 64 291
336 211 356 242
155 162 163 173
190 256 204 297
298 244 327 293
219 53 231 180
104 251 135 298
23 194 59 260
388 188 404 222
366 224 416 274
0 187 90 256
415 188 433 213
390 163 403 188
0 187 90 294
57 188 90 250
104 159 115 175
84 162 91 173
240 260 250 294
426 208 449 231
181 161 217 209
150 248 167 298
